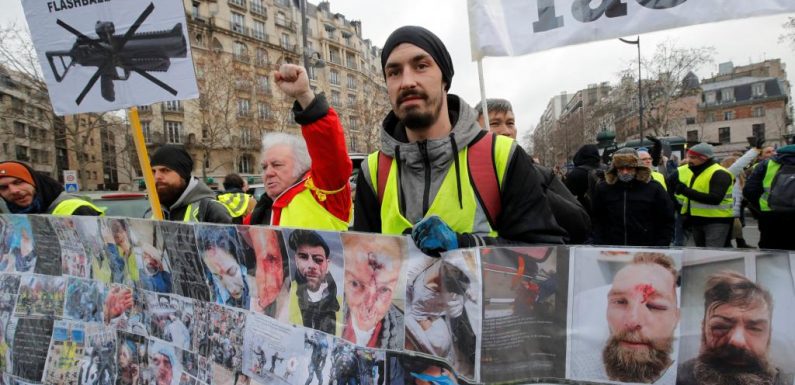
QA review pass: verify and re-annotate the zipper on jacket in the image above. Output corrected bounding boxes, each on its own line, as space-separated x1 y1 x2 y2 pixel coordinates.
418 141 432 215
623 189 628 245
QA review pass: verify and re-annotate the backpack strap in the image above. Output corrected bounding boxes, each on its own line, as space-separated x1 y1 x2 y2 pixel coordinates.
468 132 501 227
376 151 392 205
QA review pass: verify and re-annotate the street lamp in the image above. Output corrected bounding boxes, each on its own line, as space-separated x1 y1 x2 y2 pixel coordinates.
619 36 643 147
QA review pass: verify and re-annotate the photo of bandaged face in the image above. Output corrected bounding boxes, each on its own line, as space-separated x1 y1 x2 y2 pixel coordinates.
196 225 249 308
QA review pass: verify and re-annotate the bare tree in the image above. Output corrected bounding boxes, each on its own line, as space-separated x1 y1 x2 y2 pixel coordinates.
781 17 795 46
351 83 390 153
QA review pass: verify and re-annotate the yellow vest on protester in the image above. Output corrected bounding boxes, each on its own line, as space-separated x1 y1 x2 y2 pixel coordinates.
760 159 782 212
217 192 251 218
679 163 734 218
651 171 667 190
50 198 105 216
675 165 692 208
367 134 513 236
279 188 350 231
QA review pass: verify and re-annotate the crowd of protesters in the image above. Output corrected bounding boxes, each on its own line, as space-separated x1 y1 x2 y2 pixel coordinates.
1 25 793 253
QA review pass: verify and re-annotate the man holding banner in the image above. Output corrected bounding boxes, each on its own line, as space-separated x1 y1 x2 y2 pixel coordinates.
0 161 103 216
353 26 564 254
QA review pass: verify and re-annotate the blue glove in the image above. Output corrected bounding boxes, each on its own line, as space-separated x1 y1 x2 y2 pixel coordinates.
411 215 459 257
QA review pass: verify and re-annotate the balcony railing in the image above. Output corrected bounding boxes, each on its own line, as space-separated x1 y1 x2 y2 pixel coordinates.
230 22 249 36
250 3 267 17
228 0 247 9
252 30 267 42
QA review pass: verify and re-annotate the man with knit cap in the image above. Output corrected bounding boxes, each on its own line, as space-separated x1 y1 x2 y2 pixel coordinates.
147 145 232 223
353 26 564 254
0 161 103 216
669 142 734 247
591 148 674 246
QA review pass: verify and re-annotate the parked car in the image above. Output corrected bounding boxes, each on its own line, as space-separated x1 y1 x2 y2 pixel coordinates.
88 192 150 218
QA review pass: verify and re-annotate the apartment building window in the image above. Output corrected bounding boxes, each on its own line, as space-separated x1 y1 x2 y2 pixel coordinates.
256 48 269 66
687 130 698 142
238 99 250 117
723 110 735 121
308 66 317 80
165 121 182 143
349 116 358 131
142 121 152 143
234 42 248 61
15 145 29 161
275 0 289 7
165 100 182 111
347 94 356 107
14 121 25 137
258 103 271 119
718 127 730 144
257 75 270 93
204 157 210 169
138 105 151 111
752 83 765 97
705 112 714 123
281 33 290 49
347 74 357 90
241 128 251 145
705 92 716 104
331 91 341 106
191 1 200 19
329 70 339 85
753 123 766 141
250 0 266 16
752 106 765 117
346 53 356 69
685 117 696 125
276 12 287 27
721 88 734 103
329 48 339 64
239 155 253 174
229 0 245 8
231 12 245 33
252 20 266 41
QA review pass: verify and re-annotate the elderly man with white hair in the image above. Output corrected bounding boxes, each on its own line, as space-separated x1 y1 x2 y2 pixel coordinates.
246 64 352 230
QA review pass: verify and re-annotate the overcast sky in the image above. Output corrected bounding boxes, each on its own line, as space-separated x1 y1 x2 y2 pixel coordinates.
4 1 795 142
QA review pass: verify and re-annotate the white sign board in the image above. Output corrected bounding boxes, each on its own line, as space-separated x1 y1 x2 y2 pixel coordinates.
63 170 78 192
22 0 199 116
468 0 795 59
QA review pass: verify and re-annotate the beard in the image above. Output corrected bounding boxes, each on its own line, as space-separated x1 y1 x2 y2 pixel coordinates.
156 180 186 208
693 344 776 385
602 329 674 383
396 89 443 132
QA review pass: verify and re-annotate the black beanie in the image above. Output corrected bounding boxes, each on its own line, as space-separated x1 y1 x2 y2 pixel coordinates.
381 26 454 91
150 145 193 183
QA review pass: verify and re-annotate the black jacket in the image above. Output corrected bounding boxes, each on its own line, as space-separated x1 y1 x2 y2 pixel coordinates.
565 144 601 215
534 164 591 244
592 169 674 246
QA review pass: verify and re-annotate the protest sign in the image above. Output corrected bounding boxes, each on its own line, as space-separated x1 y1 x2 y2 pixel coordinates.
0 214 794 385
468 0 795 59
21 0 199 116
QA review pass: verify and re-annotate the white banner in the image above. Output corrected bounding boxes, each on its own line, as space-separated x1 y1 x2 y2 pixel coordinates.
22 0 199 115
468 0 795 59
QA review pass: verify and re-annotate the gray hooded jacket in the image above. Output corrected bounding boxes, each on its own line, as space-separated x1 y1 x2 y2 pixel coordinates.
146 178 232 223
354 95 565 246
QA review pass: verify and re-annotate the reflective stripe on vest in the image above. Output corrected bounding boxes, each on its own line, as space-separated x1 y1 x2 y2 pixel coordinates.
217 192 250 218
279 188 350 231
760 160 782 212
51 199 105 216
651 171 667 191
183 203 200 222
680 163 734 217
675 165 692 206
367 135 513 236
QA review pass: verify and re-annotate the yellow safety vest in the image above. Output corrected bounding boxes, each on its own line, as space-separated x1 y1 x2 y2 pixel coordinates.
217 192 251 218
679 163 734 217
50 198 105 216
760 159 782 212
367 135 513 236
279 188 350 231
675 165 692 207
651 171 667 191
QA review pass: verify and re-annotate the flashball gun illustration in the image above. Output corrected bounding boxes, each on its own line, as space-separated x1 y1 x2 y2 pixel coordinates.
45 3 187 105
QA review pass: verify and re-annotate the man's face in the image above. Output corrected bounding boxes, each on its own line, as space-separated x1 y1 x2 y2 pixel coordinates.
343 237 402 331
0 177 36 208
151 353 173 385
687 153 707 167
255 230 285 307
701 301 771 368
111 222 129 248
760 147 775 161
385 43 445 132
152 166 186 205
638 152 653 168
144 252 163 273
262 144 297 199
203 247 245 300
616 167 637 181
603 263 679 382
478 110 516 139
295 245 329 291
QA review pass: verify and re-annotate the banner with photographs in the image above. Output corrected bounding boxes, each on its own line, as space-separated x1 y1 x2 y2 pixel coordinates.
0 214 794 385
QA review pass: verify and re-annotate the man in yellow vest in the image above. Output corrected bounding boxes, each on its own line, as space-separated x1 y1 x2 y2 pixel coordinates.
352 26 564 255
218 173 255 224
744 143 795 250
148 145 232 223
638 148 667 190
246 64 352 231
670 142 734 247
0 161 103 216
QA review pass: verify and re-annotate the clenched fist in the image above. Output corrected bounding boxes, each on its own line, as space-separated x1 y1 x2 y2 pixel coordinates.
274 63 315 109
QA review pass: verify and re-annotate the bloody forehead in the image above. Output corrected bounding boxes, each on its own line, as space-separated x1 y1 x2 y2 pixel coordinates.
636 284 656 303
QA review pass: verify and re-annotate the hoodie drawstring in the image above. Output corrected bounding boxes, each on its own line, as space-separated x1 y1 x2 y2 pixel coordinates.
450 133 463 209
395 145 407 215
